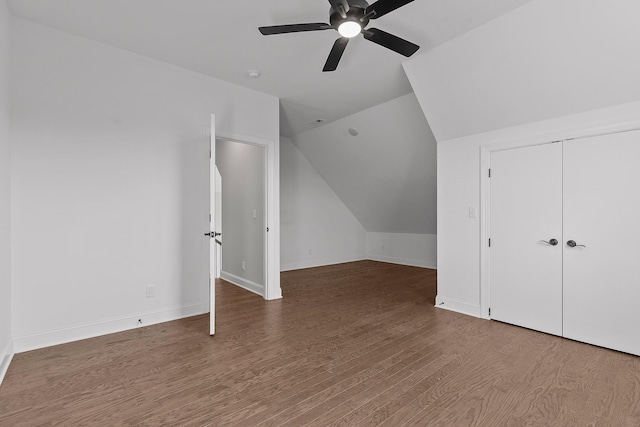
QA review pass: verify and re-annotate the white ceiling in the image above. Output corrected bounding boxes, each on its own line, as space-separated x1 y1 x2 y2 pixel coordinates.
7 0 532 136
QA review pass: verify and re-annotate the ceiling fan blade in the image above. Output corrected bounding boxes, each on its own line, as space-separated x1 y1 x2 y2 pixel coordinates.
323 37 349 72
363 28 419 57
259 23 332 35
365 0 414 19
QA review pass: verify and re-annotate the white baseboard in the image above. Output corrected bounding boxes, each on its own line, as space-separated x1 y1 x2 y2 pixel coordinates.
367 254 436 270
0 339 14 386
220 271 265 297
280 255 367 272
13 303 206 354
435 296 482 318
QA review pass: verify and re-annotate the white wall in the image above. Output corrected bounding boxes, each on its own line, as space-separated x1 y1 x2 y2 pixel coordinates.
403 0 640 316
0 0 12 382
404 0 640 142
280 137 366 271
435 102 640 317
216 139 265 294
366 233 436 269
10 18 279 351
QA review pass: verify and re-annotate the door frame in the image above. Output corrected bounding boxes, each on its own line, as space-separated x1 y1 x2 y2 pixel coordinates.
215 137 268 298
214 124 282 301
479 114 640 320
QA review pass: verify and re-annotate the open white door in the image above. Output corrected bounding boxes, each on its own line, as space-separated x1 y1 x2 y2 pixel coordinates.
208 115 217 336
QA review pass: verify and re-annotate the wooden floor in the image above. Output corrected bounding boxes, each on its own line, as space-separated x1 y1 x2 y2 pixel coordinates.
1 261 640 426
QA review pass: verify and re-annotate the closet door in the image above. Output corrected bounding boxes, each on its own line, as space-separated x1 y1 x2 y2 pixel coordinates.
490 143 563 336
563 131 640 356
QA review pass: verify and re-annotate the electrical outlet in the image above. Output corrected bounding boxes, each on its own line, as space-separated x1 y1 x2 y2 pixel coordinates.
146 285 156 298
253 209 257 219
241 261 246 271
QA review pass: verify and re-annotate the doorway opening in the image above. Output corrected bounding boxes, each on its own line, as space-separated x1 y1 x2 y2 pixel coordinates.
215 138 267 297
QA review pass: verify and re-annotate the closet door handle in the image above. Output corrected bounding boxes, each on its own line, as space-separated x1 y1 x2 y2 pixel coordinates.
567 240 586 248
540 239 559 246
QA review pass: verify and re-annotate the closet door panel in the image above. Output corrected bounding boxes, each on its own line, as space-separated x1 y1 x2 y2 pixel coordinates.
490 143 563 336
563 131 640 356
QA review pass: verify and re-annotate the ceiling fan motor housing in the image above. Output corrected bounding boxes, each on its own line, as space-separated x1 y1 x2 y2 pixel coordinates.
330 0 370 30
344 0 370 9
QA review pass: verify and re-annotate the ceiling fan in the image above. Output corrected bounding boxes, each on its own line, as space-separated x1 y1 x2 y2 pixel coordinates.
259 0 419 72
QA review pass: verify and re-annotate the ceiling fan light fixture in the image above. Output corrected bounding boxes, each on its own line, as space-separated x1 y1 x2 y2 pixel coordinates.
338 20 362 38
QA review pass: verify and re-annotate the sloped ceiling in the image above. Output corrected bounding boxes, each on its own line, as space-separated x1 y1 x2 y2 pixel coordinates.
404 0 640 142
7 0 532 136
292 93 436 234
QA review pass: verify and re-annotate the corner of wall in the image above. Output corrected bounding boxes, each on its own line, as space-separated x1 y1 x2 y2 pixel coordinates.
365 232 437 269
0 338 14 386
280 136 367 271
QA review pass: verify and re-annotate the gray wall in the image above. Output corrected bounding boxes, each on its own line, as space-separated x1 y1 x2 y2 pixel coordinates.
291 93 437 234
216 139 265 293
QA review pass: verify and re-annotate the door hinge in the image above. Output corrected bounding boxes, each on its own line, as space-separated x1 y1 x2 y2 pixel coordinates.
266 227 269 232
489 307 491 316
488 168 491 178
209 214 211 222
488 238 491 247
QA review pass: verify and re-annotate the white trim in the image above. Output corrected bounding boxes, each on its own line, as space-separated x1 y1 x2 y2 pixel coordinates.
367 255 436 270
477 101 640 321
215 128 282 301
210 117 217 336
217 129 273 148
479 145 492 320
443 100 640 148
0 340 14 386
435 296 482 317
280 255 367 272
13 303 205 354
220 271 265 297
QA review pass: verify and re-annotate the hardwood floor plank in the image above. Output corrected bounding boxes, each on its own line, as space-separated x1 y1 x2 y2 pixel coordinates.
1 261 639 426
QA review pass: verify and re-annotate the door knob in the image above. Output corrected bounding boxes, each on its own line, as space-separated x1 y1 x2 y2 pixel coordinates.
567 240 586 248
540 239 559 246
